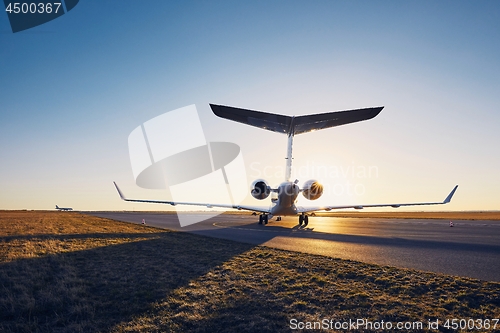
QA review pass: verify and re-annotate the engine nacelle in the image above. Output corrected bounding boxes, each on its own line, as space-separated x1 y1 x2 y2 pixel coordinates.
251 179 271 200
302 179 323 200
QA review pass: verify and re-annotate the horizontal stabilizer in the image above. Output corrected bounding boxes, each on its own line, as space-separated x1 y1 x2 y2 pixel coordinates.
210 104 383 135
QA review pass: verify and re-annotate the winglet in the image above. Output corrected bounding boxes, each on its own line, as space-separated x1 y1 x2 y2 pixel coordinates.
113 181 126 201
443 185 458 204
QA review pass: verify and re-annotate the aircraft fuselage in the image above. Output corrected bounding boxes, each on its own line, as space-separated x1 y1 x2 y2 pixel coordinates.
270 181 300 216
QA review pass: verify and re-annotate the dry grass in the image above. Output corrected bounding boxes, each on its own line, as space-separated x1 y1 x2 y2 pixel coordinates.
0 211 159 263
113 250 500 333
0 211 162 236
0 211 499 333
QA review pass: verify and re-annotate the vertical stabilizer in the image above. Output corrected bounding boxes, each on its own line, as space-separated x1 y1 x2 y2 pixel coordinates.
210 104 383 181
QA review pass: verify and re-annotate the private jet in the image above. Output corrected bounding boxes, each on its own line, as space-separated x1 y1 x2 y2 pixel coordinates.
55 205 73 211
114 104 458 226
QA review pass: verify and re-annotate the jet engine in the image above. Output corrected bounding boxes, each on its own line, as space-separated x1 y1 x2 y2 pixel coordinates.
302 179 323 200
251 179 271 200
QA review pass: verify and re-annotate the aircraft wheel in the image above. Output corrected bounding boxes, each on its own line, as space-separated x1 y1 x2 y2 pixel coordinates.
298 215 303 226
258 215 263 224
264 215 268 224
303 215 309 227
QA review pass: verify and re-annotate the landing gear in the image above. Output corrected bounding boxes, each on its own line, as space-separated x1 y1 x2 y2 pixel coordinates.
298 214 309 227
258 214 268 225
276 216 282 221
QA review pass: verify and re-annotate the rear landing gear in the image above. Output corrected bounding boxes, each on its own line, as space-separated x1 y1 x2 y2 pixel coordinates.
276 216 282 221
258 214 268 225
298 214 308 227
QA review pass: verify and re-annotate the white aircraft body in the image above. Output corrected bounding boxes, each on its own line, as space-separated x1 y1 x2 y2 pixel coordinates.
55 205 73 211
114 104 458 226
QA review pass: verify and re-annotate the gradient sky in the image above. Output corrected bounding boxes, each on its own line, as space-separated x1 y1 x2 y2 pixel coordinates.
1 1 499 211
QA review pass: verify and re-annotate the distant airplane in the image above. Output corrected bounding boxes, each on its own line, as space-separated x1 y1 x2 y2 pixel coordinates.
55 205 73 211
114 104 458 227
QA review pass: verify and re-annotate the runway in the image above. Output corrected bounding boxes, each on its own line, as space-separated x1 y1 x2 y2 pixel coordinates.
89 212 500 282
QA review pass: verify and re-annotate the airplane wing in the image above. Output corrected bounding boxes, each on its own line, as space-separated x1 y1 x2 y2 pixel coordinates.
113 182 270 214
297 185 458 214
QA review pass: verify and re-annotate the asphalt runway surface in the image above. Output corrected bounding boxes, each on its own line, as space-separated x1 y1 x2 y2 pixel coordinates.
89 212 500 282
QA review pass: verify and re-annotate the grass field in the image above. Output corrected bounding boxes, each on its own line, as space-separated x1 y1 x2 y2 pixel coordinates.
1 211 499 332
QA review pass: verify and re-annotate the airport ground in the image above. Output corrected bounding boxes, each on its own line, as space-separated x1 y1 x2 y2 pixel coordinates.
0 211 499 333
93 211 500 282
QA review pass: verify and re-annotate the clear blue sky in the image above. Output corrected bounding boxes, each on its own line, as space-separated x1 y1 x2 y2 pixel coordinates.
1 1 499 211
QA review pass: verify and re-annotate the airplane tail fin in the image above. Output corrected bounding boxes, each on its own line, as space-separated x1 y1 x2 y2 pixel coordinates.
56 205 59 209
210 104 383 135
